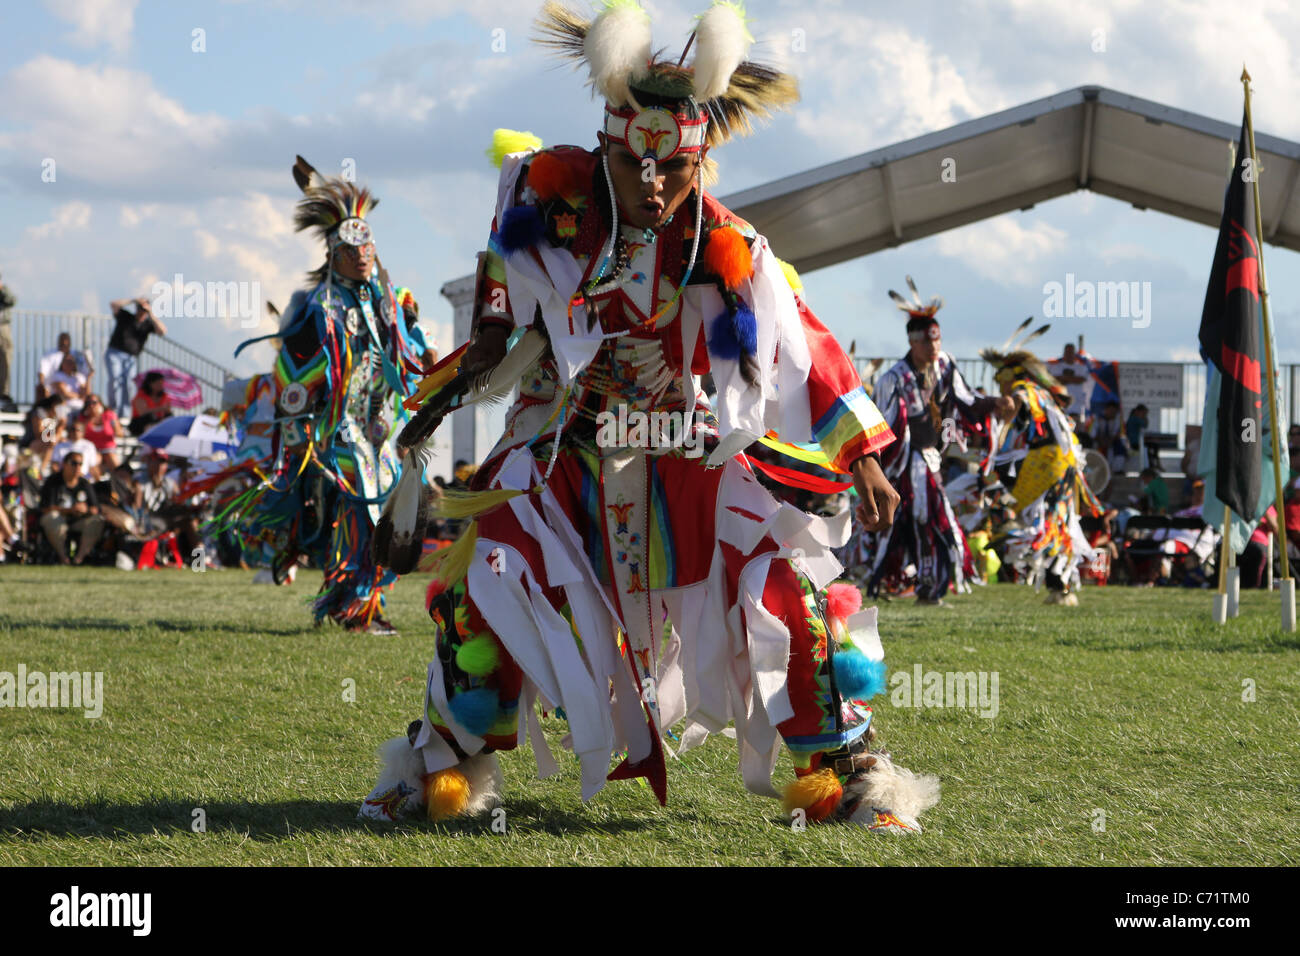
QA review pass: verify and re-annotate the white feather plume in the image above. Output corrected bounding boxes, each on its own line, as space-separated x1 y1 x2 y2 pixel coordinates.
459 328 550 409
583 1 652 108
844 753 942 826
389 440 434 542
692 2 752 101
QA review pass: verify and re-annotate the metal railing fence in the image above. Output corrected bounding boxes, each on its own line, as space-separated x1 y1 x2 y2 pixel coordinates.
857 356 1300 449
6 310 234 411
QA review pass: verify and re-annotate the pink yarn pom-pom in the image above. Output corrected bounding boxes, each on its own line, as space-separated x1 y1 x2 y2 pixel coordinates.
824 582 863 624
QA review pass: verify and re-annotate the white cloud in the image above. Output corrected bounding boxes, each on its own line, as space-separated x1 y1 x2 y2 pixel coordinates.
782 16 999 157
0 57 231 193
26 201 92 240
43 0 138 55
327 0 539 29
355 83 439 125
934 216 1068 285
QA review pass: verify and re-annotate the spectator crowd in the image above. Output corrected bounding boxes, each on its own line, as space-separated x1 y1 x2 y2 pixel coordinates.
0 295 207 568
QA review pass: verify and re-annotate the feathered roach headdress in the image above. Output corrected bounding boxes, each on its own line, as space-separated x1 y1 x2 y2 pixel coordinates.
529 1 796 386
888 276 943 342
292 155 378 286
981 318 1064 396
535 0 798 186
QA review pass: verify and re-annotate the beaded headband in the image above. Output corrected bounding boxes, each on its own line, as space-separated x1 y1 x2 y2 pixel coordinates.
603 103 708 161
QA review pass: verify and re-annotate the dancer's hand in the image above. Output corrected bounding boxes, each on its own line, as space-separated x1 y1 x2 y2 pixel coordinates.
851 454 900 532
464 324 510 376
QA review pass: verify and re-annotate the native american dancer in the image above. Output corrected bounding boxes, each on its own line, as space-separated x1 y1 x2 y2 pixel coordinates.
982 328 1101 605
358 0 940 834
192 159 426 633
845 280 1007 604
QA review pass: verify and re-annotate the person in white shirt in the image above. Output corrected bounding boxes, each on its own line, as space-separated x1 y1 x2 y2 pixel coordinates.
52 416 101 479
46 353 89 419
39 333 92 394
1047 343 1092 421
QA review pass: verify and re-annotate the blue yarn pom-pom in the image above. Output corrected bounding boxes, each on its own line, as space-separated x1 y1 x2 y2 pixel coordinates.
708 302 758 360
731 301 758 355
448 687 498 736
498 205 546 254
833 650 887 701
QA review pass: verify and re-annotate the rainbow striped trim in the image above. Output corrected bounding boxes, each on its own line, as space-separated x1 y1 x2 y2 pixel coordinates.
814 388 893 472
273 348 327 393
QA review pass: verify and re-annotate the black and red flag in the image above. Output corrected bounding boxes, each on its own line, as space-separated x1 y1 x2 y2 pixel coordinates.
1198 114 1263 518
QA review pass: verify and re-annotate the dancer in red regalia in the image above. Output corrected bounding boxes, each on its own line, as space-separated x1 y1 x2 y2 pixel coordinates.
360 0 940 833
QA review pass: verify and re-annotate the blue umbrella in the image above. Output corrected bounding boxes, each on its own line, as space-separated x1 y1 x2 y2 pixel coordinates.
139 414 237 459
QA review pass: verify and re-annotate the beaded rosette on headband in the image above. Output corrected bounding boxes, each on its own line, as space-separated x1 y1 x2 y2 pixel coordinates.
888 276 944 343
604 102 708 162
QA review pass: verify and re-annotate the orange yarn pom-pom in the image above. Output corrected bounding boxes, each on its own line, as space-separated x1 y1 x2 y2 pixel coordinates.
424 767 471 821
526 151 585 202
702 225 755 290
781 767 843 823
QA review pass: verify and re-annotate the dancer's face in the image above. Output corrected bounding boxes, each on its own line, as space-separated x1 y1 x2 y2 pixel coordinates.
334 240 376 281
909 328 940 367
601 135 703 231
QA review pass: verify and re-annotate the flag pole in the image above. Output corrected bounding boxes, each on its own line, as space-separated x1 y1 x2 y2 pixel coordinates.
1242 67 1295 631
1215 506 1232 623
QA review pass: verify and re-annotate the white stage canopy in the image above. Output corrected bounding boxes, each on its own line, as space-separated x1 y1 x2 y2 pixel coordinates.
720 85 1300 273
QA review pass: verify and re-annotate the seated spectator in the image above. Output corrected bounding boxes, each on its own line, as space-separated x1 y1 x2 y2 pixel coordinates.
0 499 14 560
1088 507 1120 571
1239 495 1300 586
134 450 201 557
1089 401 1128 470
38 451 105 564
89 463 145 559
128 371 172 437
38 332 92 399
20 395 61 450
52 416 102 479
0 447 17 560
47 352 90 419
32 415 67 476
1137 466 1169 515
1175 479 1205 518
80 394 123 471
1240 507 1277 589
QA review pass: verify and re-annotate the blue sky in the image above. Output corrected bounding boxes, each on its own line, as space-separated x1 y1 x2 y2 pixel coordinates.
3 0 1299 389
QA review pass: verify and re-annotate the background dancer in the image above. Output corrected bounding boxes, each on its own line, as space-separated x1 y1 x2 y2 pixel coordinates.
195 159 425 633
848 279 1009 605
983 328 1101 605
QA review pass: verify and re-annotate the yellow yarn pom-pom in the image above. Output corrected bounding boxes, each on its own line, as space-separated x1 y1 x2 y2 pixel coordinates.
424 768 471 821
487 129 543 169
777 258 803 296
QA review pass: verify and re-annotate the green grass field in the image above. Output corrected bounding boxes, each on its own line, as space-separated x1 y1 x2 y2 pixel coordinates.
1 566 1297 866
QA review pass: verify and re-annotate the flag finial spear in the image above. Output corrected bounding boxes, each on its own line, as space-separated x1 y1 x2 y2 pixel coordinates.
1241 64 1251 83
